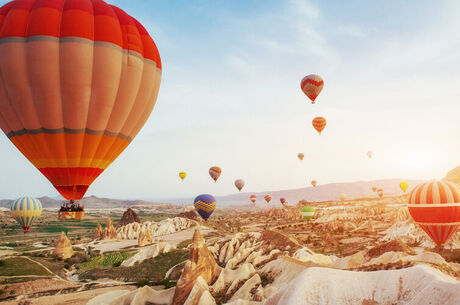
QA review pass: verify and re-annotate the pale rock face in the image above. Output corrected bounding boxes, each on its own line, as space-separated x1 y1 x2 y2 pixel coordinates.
172 230 222 305
211 263 256 295
117 217 196 240
86 286 175 305
263 265 460 305
331 251 365 269
230 273 262 302
197 290 216 305
102 218 117 240
138 229 153 247
53 231 74 260
93 223 103 240
183 276 212 305
122 242 176 267
292 250 332 266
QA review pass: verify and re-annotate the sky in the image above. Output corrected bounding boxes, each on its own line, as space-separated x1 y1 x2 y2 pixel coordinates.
0 0 459 200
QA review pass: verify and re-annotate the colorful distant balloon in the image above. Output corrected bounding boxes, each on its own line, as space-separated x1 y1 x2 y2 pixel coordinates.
10 197 42 233
400 181 409 193
367 151 373 159
194 194 216 221
250 195 257 204
301 74 323 104
264 195 272 203
235 179 245 192
0 0 162 200
312 117 327 135
408 180 460 246
372 186 377 192
297 153 305 161
280 198 288 207
209 167 222 182
377 189 384 198
300 206 315 220
339 195 346 201
311 180 318 187
179 172 187 181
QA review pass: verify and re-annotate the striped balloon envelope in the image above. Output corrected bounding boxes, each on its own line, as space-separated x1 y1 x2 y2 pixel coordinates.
312 117 326 135
194 194 216 221
10 197 42 233
264 194 271 203
0 0 162 200
408 180 460 246
250 195 257 204
300 206 315 221
300 74 323 104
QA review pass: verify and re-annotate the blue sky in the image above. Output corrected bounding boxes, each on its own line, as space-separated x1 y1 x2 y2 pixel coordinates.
0 0 459 200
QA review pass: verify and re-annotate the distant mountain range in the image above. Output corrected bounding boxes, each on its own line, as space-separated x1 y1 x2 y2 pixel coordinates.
0 178 427 209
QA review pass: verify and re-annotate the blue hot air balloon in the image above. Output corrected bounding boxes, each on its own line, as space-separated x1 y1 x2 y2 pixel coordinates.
194 194 216 221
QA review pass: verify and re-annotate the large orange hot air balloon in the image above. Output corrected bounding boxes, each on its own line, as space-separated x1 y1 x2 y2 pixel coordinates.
209 166 221 182
0 0 162 201
250 195 257 204
301 74 323 104
408 180 460 246
312 117 326 135
264 194 271 203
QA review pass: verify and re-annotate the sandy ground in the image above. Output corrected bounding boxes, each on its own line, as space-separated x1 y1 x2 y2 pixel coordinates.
1 286 137 305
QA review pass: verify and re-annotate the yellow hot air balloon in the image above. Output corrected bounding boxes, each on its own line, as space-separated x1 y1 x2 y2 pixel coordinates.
297 153 305 161
312 117 326 135
400 181 409 193
311 180 318 187
10 197 42 233
179 172 187 181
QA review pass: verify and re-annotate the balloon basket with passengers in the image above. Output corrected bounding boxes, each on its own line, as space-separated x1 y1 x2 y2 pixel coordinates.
58 200 85 221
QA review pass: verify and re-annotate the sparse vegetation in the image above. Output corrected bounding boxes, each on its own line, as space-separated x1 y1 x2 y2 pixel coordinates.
0 257 51 277
136 279 150 287
78 251 135 271
176 239 192 249
161 277 176 288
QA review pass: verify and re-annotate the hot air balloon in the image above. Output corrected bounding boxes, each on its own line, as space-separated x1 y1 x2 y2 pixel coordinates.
209 167 221 182
264 195 272 203
408 180 460 246
194 194 216 221
179 172 187 181
0 0 162 202
311 180 318 187
377 189 384 198
235 179 245 192
10 197 42 233
250 195 257 204
400 181 409 193
297 153 304 161
300 206 315 221
301 74 323 104
280 197 288 207
372 186 377 192
339 195 346 201
367 151 373 159
312 117 326 135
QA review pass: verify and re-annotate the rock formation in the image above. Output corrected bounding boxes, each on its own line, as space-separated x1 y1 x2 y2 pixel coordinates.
138 229 153 247
116 208 141 228
102 218 117 240
117 217 196 240
93 223 103 240
122 243 176 267
176 210 198 221
172 229 222 305
53 231 74 259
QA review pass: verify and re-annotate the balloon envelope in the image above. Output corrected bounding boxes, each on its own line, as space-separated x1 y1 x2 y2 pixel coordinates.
10 197 42 233
264 195 272 203
297 153 304 161
179 172 187 181
209 167 222 182
311 180 318 187
408 180 460 246
312 117 326 135
301 74 323 104
300 206 315 220
400 181 409 192
235 179 245 191
250 195 257 204
377 189 384 198
367 151 373 158
194 194 216 221
372 186 377 192
0 0 162 200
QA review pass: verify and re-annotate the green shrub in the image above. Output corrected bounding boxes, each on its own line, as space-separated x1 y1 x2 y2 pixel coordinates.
136 279 150 287
161 277 176 289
